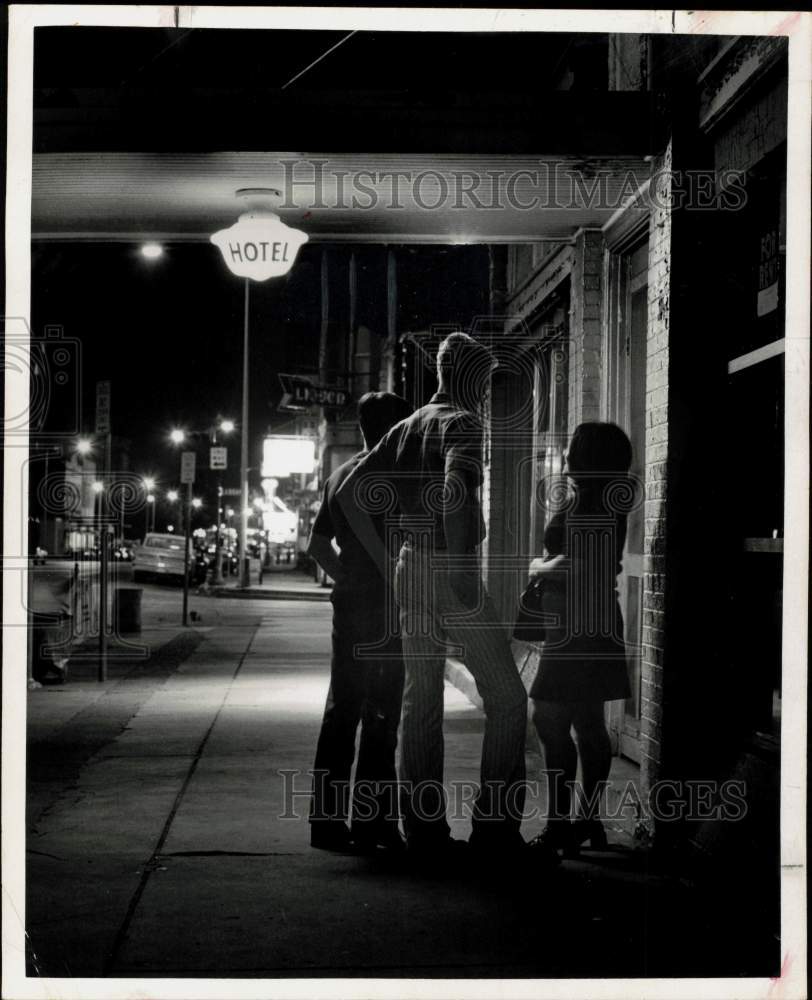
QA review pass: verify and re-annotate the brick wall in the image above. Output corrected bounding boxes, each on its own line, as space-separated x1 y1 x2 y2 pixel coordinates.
714 77 787 182
568 229 605 426
638 139 673 834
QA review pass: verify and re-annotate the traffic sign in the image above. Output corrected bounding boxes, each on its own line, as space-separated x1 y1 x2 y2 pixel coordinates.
210 446 227 470
278 373 351 411
180 451 196 484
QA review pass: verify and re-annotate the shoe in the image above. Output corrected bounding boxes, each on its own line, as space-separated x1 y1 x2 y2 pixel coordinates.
566 818 608 856
310 822 356 853
526 822 570 864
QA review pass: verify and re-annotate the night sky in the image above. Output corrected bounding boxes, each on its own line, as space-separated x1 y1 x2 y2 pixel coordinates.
31 241 490 496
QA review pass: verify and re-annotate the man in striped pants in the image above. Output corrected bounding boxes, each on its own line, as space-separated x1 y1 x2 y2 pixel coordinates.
337 333 530 866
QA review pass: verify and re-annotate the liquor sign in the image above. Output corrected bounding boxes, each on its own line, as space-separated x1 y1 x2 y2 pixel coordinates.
278 373 351 412
180 451 196 484
210 446 227 470
95 381 111 434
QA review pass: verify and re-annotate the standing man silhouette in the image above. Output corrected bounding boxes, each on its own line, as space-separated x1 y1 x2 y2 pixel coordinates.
336 334 530 868
308 391 413 853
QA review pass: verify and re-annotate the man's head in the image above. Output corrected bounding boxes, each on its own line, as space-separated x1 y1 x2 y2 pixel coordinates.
436 332 497 410
357 391 413 450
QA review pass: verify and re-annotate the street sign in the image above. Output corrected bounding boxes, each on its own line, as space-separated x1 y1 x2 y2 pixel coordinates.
278 373 351 412
180 451 196 484
222 487 241 497
95 381 111 434
210 446 227 470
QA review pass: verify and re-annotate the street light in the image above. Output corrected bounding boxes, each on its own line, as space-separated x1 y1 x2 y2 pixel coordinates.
211 188 308 588
220 419 235 434
170 429 185 445
76 438 93 456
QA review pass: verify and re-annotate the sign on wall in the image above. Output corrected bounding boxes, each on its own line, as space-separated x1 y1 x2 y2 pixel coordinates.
278 373 351 411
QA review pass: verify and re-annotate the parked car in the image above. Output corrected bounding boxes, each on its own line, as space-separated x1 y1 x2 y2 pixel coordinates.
132 533 194 584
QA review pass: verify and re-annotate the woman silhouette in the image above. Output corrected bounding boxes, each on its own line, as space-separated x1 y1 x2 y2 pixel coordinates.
527 422 633 856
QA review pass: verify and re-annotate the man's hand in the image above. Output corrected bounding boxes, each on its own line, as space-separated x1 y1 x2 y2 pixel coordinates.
448 568 480 609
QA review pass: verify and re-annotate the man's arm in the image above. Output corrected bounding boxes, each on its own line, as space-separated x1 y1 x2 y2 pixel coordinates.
444 414 485 606
306 532 346 584
333 436 396 580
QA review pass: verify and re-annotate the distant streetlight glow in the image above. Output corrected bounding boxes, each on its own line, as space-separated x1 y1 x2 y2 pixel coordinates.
167 490 179 503
141 242 164 260
170 429 185 445
220 419 235 434
146 494 155 504
91 481 104 494
192 498 202 509
76 438 92 456
143 477 156 491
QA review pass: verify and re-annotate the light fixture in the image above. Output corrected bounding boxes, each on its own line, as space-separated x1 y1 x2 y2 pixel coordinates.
167 490 179 503
146 494 155 504
141 242 164 260
76 438 92 456
143 477 156 491
170 429 185 445
192 498 202 509
91 481 104 494
220 419 235 434
210 189 308 281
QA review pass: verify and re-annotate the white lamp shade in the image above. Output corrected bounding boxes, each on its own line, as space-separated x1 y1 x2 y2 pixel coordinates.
210 211 309 281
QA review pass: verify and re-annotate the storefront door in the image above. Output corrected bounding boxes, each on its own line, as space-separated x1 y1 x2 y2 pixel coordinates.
605 239 648 762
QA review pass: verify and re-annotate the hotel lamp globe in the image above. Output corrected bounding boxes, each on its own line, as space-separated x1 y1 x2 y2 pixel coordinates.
210 189 309 281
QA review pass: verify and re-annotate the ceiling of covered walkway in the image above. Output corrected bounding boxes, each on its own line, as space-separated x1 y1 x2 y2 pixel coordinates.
32 26 654 245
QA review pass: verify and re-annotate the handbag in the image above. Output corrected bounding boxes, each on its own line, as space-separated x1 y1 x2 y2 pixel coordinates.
513 577 547 642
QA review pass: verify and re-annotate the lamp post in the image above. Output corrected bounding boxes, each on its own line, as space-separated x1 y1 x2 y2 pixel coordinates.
211 188 308 588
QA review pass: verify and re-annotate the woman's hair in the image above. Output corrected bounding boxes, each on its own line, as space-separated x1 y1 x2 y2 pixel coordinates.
566 422 633 478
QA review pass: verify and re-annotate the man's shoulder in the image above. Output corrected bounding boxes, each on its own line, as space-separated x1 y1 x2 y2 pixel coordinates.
326 453 365 495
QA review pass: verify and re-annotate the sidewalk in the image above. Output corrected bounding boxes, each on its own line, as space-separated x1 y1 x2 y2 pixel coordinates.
21 590 769 981
210 563 330 601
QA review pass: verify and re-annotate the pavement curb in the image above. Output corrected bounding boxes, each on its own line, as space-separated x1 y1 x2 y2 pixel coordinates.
210 586 331 602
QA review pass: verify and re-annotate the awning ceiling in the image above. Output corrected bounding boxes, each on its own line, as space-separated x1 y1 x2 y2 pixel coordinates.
32 152 651 244
31 27 654 246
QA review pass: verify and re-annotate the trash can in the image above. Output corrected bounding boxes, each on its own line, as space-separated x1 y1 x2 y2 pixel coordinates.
114 586 143 633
